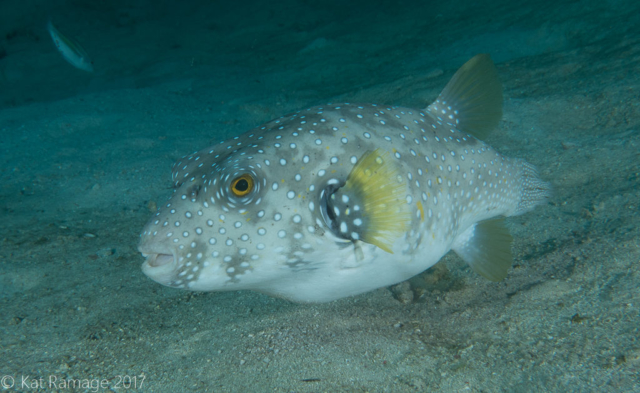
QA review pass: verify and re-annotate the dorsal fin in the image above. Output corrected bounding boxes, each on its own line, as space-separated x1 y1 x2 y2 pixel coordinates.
426 54 503 140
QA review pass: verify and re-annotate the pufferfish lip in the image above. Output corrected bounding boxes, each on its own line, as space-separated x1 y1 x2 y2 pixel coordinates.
139 248 179 286
141 252 174 268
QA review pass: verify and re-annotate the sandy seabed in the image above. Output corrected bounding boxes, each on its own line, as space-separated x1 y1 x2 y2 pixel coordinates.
1 0 639 391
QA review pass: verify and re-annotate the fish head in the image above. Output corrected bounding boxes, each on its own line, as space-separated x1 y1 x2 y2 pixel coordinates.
78 59 94 73
138 121 371 298
139 107 418 301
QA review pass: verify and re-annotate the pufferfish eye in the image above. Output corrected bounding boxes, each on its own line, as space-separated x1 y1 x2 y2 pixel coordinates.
230 174 254 197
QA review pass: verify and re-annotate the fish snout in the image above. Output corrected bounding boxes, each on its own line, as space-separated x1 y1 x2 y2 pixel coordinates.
139 248 180 287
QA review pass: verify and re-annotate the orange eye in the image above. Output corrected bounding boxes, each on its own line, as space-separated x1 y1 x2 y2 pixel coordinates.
230 174 254 197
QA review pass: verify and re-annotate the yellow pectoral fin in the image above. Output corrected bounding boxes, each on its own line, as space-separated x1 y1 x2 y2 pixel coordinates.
341 149 412 253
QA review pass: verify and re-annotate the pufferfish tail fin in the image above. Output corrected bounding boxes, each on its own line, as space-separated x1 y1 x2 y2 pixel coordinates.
325 149 412 253
426 54 503 140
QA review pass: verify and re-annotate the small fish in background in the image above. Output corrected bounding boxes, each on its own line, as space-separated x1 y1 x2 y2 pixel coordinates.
47 20 93 72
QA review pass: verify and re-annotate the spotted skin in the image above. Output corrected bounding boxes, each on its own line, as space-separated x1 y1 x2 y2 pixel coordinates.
139 56 550 303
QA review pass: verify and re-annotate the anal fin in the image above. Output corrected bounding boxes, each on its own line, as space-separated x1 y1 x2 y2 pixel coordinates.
451 218 513 281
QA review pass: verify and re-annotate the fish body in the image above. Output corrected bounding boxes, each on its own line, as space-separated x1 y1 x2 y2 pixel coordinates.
139 55 551 303
47 20 93 72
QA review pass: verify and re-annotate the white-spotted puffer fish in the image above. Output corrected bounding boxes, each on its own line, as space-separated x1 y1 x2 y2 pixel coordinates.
139 54 551 303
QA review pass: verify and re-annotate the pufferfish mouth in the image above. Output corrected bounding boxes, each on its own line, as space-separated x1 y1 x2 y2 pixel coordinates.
139 250 178 286
142 252 174 267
